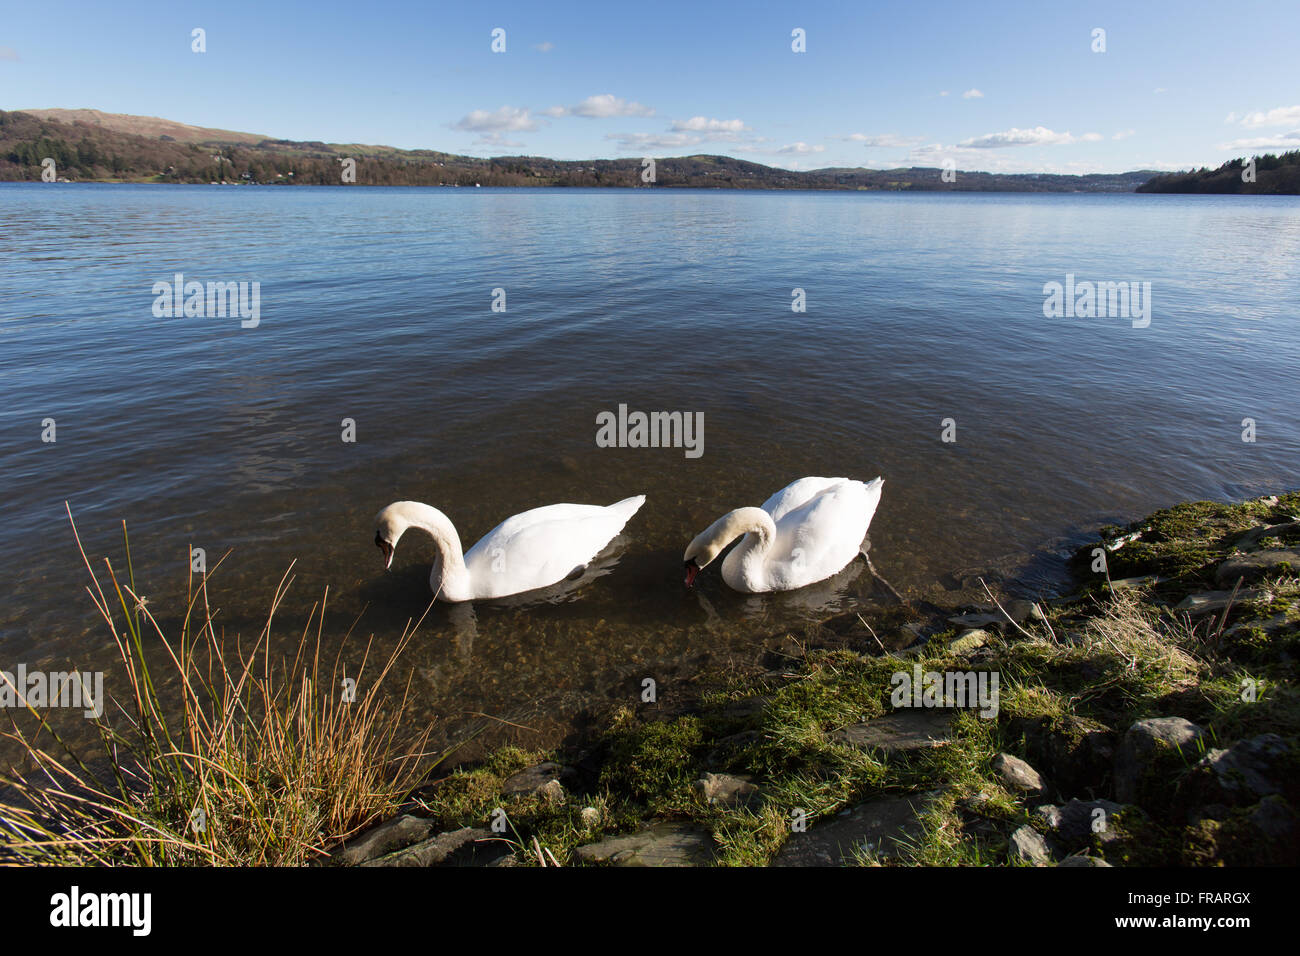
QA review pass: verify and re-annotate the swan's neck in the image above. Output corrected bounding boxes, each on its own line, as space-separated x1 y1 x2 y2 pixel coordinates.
719 507 777 589
401 503 472 600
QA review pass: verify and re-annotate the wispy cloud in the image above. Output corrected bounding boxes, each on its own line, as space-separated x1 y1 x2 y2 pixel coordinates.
1112 129 1136 140
777 142 825 154
962 88 983 99
670 116 748 133
846 132 926 148
605 131 703 151
474 132 526 149
0 46 19 62
1218 131 1300 150
550 94 654 118
533 41 554 53
958 126 1100 148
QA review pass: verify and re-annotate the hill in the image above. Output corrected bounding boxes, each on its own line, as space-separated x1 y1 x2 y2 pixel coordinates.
2 108 1159 191
1137 151 1300 194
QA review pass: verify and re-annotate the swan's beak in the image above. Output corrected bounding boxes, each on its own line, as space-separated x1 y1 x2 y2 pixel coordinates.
376 534 394 570
684 559 700 588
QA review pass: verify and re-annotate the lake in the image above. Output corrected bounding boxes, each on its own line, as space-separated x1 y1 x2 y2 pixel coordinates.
2 184 1298 752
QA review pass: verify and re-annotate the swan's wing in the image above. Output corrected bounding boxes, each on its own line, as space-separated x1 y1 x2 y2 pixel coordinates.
761 477 849 523
767 478 883 588
463 499 643 598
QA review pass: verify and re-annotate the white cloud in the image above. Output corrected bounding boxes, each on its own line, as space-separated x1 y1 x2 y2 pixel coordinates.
846 133 926 148
453 106 542 133
605 131 703 152
533 41 554 52
1237 105 1300 128
939 90 950 97
958 126 1100 148
562 94 654 118
1153 87 1168 94
962 89 983 99
1218 130 1300 150
1113 129 1136 140
778 142 825 154
671 116 748 133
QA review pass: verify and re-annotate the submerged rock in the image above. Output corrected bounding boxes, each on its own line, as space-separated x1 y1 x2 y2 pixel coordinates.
575 822 715 866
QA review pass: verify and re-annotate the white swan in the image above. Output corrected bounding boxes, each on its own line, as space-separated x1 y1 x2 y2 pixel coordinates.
683 477 883 593
375 495 646 602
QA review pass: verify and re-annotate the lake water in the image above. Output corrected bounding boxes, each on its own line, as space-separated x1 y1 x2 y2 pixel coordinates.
2 184 1298 753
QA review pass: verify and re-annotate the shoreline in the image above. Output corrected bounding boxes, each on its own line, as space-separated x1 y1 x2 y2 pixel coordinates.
332 490 1300 867
3 490 1297 866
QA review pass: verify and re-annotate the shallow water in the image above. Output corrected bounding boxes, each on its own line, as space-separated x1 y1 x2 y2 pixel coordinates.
2 184 1298 750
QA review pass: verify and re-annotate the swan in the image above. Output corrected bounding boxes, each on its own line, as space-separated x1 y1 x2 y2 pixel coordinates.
683 477 884 593
375 494 646 602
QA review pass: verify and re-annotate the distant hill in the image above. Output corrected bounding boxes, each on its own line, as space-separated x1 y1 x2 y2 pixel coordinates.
1 108 1160 191
18 108 269 146
1137 151 1300 194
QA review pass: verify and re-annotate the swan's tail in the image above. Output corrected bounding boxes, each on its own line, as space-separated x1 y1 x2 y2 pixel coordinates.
608 494 647 529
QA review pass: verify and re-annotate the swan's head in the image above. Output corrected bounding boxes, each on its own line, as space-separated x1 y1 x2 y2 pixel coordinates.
682 510 753 587
374 502 415 570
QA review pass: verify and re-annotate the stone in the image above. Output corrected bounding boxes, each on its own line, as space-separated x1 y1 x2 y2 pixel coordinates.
1215 550 1300 586
1249 795 1298 841
1009 825 1052 864
993 753 1045 794
501 761 573 799
1109 575 1166 590
574 822 714 866
333 814 434 865
1009 715 1116 798
692 772 762 809
1173 590 1270 617
773 794 933 866
361 826 508 867
949 628 992 656
1196 734 1288 802
1114 717 1206 804
1057 855 1112 867
1037 798 1126 846
832 710 953 752
1234 521 1300 553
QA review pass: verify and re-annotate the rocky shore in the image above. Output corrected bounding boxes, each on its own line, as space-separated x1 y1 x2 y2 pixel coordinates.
331 493 1300 867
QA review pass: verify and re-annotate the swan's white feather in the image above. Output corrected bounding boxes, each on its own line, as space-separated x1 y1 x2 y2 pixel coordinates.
720 477 882 593
462 496 645 599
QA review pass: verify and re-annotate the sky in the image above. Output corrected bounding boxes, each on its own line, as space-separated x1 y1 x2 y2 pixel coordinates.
2 0 1298 174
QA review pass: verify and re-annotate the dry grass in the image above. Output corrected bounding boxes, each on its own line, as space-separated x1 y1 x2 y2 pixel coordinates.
0 507 441 866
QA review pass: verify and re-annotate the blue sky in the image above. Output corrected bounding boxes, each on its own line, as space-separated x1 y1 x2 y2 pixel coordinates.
2 0 1298 173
